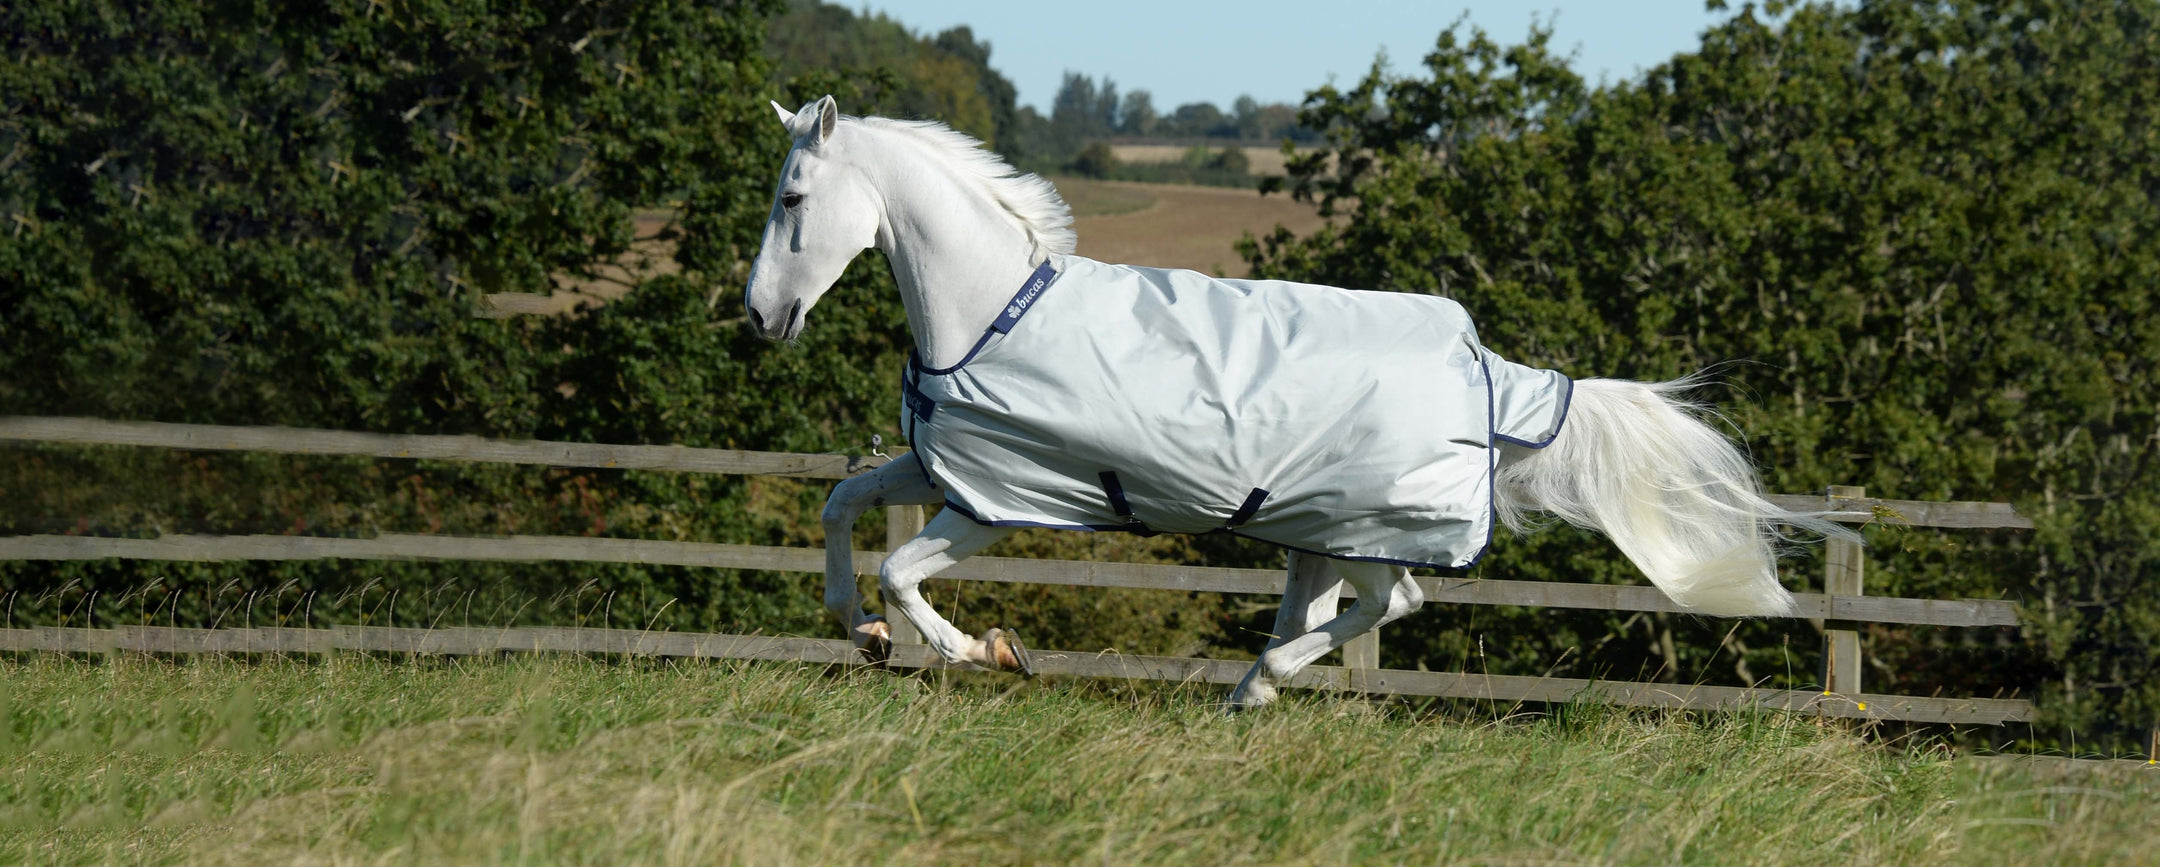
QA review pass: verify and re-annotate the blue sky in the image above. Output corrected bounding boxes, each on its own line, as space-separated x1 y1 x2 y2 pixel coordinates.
864 1 1740 112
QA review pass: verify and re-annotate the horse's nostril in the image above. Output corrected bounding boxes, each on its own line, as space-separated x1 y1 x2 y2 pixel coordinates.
787 298 804 333
747 305 766 333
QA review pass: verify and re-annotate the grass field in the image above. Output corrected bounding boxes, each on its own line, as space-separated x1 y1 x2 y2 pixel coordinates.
3 655 2153 865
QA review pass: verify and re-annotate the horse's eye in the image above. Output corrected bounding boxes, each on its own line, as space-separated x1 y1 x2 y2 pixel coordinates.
782 192 804 209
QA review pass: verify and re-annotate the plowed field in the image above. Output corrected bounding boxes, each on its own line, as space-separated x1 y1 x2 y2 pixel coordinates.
1064 179 1326 277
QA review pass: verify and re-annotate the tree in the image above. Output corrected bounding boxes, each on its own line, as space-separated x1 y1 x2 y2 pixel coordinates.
1119 89 1158 137
1168 101 1227 138
1248 0 2160 751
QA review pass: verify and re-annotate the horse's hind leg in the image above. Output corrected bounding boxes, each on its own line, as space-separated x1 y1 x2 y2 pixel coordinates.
820 453 944 659
879 507 1028 673
1229 561 1424 710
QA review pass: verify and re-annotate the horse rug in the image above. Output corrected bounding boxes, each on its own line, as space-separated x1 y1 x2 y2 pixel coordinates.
900 254 1573 569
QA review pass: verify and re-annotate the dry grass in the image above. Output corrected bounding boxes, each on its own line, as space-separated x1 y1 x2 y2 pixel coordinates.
1109 145 1322 179
1062 180 1327 276
4 654 2154 865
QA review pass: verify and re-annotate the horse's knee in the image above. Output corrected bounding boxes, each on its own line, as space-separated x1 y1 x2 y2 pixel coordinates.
877 558 919 596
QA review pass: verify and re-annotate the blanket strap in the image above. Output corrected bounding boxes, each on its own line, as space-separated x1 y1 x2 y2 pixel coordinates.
1096 471 1158 537
901 371 937 422
1225 487 1270 528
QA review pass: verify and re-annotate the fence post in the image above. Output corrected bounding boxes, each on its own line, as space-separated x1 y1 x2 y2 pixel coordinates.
1343 626 1380 689
884 505 924 649
1822 485 1866 697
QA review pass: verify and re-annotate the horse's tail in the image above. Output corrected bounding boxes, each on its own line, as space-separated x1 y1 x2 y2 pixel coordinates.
1492 377 1859 617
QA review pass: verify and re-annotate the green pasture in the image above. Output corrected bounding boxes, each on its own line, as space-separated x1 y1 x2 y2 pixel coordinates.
2 655 2152 865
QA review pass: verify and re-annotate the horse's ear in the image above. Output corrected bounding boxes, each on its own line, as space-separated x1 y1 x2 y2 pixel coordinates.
771 100 796 126
816 95 838 143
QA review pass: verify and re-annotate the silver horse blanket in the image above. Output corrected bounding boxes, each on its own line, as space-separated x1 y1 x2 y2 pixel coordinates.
901 255 1572 569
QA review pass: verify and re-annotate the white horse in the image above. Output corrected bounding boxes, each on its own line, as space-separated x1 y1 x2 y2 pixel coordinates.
744 96 1850 710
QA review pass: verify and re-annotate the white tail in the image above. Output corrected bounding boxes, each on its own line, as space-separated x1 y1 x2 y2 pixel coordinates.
1493 378 1859 617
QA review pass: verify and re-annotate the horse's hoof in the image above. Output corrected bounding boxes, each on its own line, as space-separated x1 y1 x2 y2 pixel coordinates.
985 627 1035 678
855 616 893 665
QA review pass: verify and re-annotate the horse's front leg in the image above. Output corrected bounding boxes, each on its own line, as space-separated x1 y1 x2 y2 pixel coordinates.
879 507 1029 673
820 453 944 660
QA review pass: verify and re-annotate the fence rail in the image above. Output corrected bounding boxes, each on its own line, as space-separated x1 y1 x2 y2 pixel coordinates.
0 625 2032 726
0 415 2037 725
0 532 2018 628
1 416 2032 527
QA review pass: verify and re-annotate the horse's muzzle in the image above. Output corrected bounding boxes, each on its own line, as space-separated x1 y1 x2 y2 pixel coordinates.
751 298 805 342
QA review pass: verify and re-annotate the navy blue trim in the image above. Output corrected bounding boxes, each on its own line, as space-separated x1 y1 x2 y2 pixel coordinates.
1225 487 1269 527
1462 353 1502 571
1224 528 1463 571
939 498 1130 533
1492 373 1575 449
938 499 1479 571
910 262 1062 376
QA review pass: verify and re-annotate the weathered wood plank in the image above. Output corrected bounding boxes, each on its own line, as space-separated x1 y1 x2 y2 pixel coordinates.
2 625 2030 725
0 418 2035 527
883 646 2031 725
1823 485 1868 696
0 534 2021 627
1765 493 2032 529
0 416 894 480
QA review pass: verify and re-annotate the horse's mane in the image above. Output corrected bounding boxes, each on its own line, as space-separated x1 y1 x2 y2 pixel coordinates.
848 116 1077 262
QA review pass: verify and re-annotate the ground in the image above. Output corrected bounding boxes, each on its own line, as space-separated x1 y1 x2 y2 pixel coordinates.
4 654 2153 865
1067 179 1327 276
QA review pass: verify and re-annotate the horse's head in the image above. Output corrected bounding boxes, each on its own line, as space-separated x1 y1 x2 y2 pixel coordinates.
743 95 882 342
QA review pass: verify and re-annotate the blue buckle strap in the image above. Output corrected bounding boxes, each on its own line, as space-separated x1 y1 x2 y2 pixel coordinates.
901 369 936 422
1097 470 1157 537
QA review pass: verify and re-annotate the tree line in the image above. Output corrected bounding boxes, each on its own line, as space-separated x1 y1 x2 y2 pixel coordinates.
765 1 1313 178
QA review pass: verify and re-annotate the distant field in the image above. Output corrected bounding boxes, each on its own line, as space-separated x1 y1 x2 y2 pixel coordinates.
1046 175 1158 218
5 655 2154 865
1110 144 1321 178
1057 179 1327 276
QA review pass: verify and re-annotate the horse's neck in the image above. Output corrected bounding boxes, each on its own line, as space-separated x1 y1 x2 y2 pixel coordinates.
863 140 1043 370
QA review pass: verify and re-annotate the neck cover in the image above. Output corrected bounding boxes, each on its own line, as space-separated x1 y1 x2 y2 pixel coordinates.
901 255 1572 569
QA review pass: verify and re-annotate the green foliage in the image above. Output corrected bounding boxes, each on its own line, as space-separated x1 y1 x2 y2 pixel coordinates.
1068 141 1118 179
1247 1 2160 750
764 0 1018 153
0 0 915 638
0 0 1231 660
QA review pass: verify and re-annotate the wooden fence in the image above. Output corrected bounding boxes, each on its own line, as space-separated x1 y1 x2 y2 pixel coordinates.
0 416 2035 726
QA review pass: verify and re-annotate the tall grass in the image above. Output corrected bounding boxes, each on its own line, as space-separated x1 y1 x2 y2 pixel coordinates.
2 654 2151 865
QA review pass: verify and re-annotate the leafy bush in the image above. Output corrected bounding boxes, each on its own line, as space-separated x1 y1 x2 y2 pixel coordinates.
1248 0 2160 751
1069 141 1119 179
